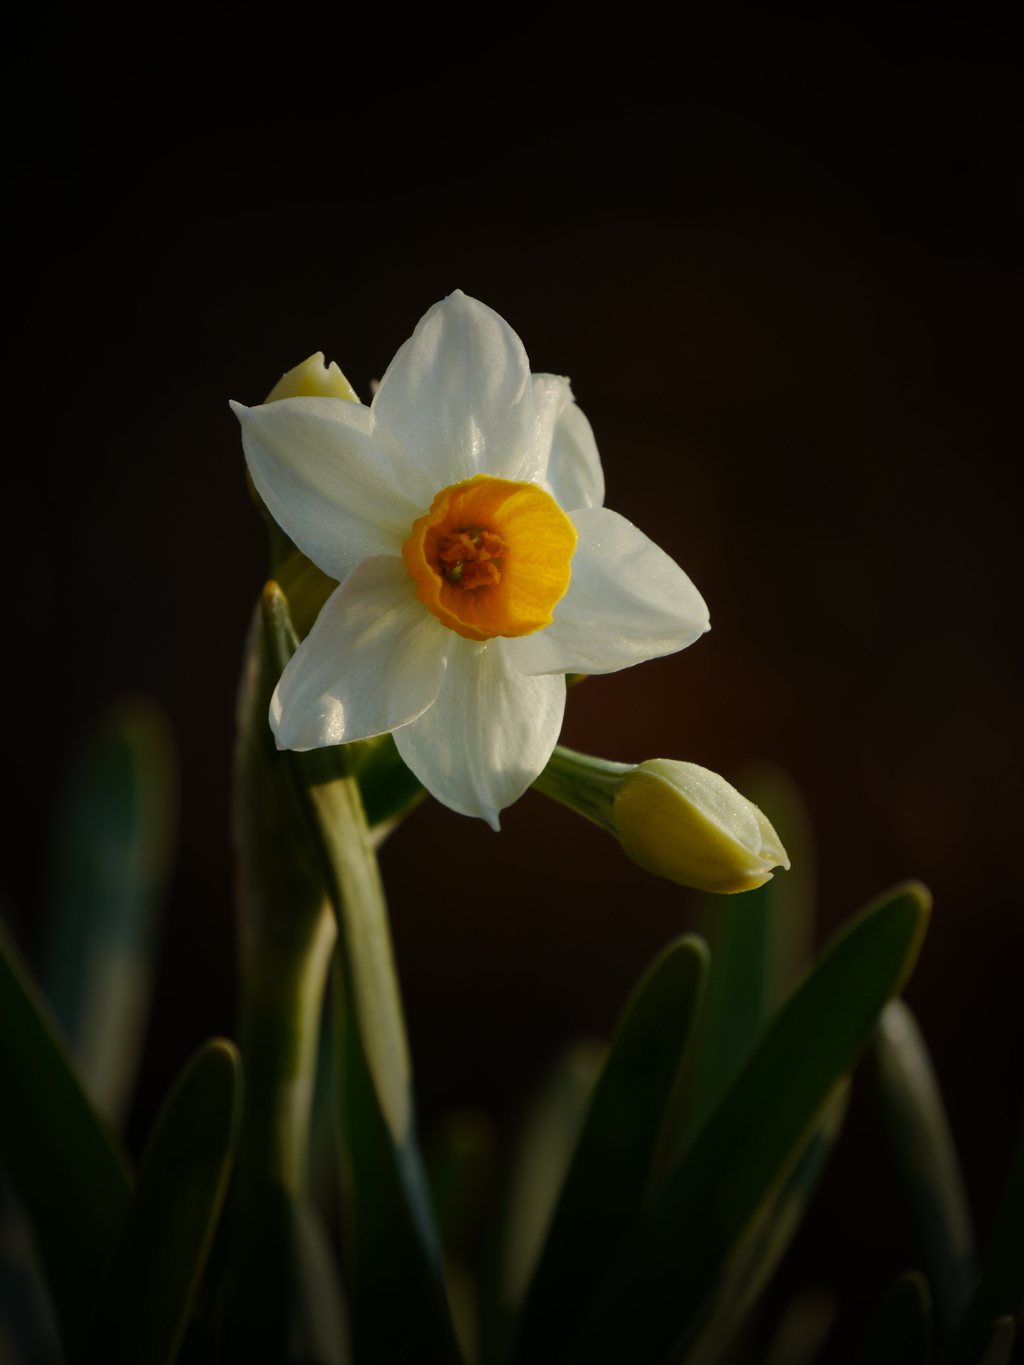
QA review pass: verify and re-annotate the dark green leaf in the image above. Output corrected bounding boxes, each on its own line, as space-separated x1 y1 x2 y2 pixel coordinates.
479 1040 605 1365
855 1272 932 1365
216 1183 350 1365
78 1040 241 1365
978 1317 1015 1365
562 881 931 1365
672 764 815 1152
43 697 178 1128
512 936 708 1365
760 1288 838 1365
428 1108 497 1260
683 1077 849 1365
942 1118 1024 1365
335 956 462 1364
0 919 132 1352
874 998 976 1335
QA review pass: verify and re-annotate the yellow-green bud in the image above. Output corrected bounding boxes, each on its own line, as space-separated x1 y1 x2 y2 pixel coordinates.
614 759 790 893
533 747 789 894
251 352 358 634
264 351 359 404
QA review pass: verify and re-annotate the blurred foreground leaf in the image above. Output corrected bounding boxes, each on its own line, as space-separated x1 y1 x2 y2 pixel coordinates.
942 1117 1024 1365
978 1317 1015 1365
335 957 461 1363
854 1271 932 1365
479 1039 606 1363
43 697 178 1129
78 1039 241 1365
512 935 709 1364
0 919 132 1352
428 1108 497 1261
874 998 976 1336
562 881 931 1365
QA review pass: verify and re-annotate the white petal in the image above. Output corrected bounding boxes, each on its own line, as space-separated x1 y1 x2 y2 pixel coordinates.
394 636 566 829
506 507 710 676
271 557 450 749
233 397 424 582
533 374 605 510
371 291 547 489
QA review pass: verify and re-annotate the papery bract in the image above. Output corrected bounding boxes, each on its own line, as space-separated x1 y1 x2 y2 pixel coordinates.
233 292 710 827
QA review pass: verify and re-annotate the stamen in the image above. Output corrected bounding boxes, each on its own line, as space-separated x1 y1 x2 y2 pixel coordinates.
459 560 501 589
437 526 508 590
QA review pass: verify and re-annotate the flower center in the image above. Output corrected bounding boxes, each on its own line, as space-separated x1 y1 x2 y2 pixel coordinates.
402 474 577 641
437 528 508 589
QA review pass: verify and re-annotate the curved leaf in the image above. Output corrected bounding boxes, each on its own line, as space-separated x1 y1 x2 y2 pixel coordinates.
428 1108 497 1261
978 1317 1015 1365
874 998 976 1335
665 765 815 1162
335 956 462 1364
43 697 178 1128
0 920 132 1352
942 1118 1024 1365
512 935 709 1364
855 1272 932 1365
562 882 931 1365
683 1077 849 1365
479 1040 605 1364
78 1039 241 1365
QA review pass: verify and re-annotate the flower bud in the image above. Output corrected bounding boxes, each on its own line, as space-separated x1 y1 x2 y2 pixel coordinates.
613 759 790 893
264 351 359 404
534 748 789 894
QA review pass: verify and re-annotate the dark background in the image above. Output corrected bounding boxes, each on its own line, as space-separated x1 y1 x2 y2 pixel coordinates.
6 4 1022 1356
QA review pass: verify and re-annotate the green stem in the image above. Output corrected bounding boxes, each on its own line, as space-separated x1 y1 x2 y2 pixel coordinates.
302 773 412 1146
532 744 632 836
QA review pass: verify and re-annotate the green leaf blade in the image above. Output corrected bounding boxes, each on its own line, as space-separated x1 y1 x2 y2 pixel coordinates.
942 1117 1024 1365
479 1039 605 1365
874 998 976 1336
78 1039 242 1365
676 765 816 1151
0 920 132 1352
563 881 931 1365
335 959 462 1365
43 697 178 1129
854 1271 932 1365
682 1076 849 1365
512 935 709 1365
978 1317 1016 1365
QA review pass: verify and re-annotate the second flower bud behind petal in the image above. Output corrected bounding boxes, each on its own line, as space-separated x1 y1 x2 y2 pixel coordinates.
613 759 790 894
264 351 360 404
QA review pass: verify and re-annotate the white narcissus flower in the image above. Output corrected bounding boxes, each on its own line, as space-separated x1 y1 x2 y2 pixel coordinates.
232 292 710 829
